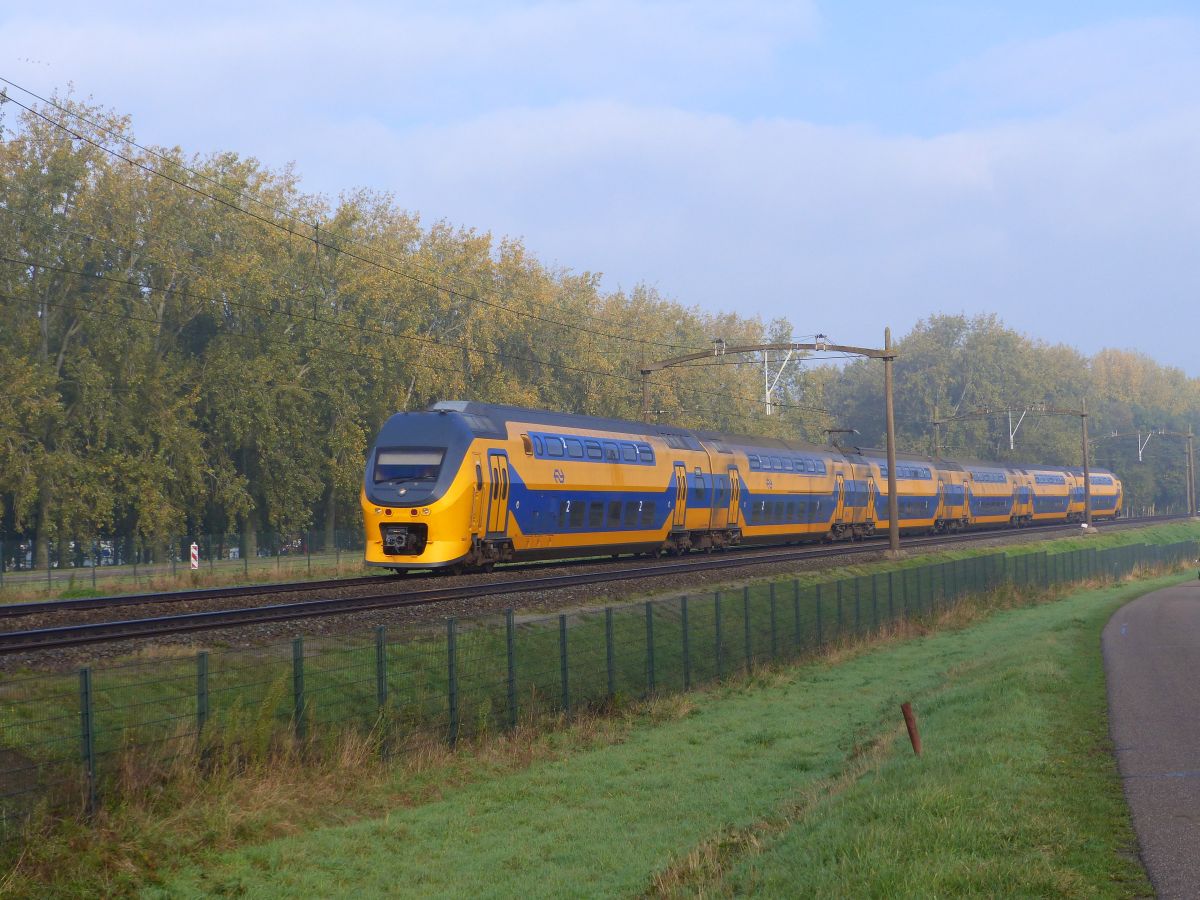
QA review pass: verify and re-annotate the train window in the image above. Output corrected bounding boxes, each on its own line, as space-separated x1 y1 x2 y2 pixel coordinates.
624 501 639 526
533 436 545 455
585 440 602 460
787 501 796 521
491 468 500 499
546 436 565 457
559 499 570 527
603 442 620 461
783 459 793 472
770 457 782 470
570 501 585 528
475 464 483 491
640 501 656 528
637 444 654 464
588 503 604 528
773 501 784 522
565 438 584 459
747 454 759 470
521 434 533 456
608 501 622 527
620 443 637 462
692 469 704 502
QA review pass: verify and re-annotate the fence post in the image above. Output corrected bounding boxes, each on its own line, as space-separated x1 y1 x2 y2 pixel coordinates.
605 607 615 699
375 626 388 709
505 610 517 729
743 586 753 672
792 580 802 653
836 580 844 636
645 602 656 694
681 596 691 690
292 637 306 738
196 651 209 736
79 667 97 816
815 583 824 645
447 619 459 745
559 614 570 718
769 583 778 659
715 592 724 678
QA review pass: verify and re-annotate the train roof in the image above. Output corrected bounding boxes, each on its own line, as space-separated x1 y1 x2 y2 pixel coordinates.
430 401 837 456
427 402 1116 478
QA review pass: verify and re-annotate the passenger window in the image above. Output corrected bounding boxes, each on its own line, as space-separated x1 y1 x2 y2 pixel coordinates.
787 501 796 521
569 501 585 528
621 443 637 462
783 459 793 472
637 444 654 463
585 440 602 460
588 503 604 528
640 501 656 528
546 437 565 457
623 501 639 526
603 442 619 461
565 438 584 459
608 501 622 527
771 457 782 470
533 435 544 455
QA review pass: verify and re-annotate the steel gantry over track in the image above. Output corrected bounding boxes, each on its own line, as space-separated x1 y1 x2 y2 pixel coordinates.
1094 428 1196 516
639 331 902 557
930 402 1096 526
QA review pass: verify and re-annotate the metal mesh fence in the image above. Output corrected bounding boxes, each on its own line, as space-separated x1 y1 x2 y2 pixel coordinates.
1 538 1196 831
0 528 369 596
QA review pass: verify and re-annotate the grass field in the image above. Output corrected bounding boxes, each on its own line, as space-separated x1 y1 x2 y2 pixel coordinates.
137 572 1184 898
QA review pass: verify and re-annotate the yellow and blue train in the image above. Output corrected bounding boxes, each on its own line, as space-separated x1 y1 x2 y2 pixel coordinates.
361 402 1123 571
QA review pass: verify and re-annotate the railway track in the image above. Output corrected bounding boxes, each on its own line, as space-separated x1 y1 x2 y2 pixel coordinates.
0 516 1181 654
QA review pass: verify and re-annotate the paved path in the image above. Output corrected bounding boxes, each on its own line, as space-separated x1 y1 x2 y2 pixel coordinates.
1104 579 1200 898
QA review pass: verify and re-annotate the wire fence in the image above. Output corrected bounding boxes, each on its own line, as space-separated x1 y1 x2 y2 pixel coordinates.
0 529 368 596
1 538 1195 833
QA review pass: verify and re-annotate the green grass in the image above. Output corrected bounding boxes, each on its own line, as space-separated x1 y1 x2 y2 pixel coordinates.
145 572 1182 899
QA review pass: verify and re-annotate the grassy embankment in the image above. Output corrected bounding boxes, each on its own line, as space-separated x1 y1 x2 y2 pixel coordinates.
2 524 1193 895
141 571 1184 898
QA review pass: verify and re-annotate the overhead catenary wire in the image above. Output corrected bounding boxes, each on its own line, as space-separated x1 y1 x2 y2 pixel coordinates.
0 76 708 354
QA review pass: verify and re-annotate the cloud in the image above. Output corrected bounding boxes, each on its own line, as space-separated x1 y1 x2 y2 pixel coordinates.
1 5 1198 372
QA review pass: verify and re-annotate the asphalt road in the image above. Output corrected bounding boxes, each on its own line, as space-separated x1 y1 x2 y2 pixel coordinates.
1104 579 1200 898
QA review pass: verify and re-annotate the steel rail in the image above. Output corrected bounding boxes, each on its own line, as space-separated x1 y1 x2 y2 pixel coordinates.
0 516 1171 654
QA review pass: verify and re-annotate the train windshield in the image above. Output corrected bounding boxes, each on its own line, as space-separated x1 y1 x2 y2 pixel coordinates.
373 449 444 484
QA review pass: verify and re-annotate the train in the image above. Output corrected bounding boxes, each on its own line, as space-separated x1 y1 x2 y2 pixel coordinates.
361 401 1123 572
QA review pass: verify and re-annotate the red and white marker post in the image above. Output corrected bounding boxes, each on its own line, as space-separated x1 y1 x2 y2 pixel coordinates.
190 542 199 570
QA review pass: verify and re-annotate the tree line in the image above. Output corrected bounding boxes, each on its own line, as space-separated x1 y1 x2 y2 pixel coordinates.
1 95 1195 567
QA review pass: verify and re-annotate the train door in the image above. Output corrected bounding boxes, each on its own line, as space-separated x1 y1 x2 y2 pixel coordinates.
866 477 877 526
486 451 511 536
728 466 742 527
672 463 688 529
834 473 846 522
470 453 485 531
936 479 946 521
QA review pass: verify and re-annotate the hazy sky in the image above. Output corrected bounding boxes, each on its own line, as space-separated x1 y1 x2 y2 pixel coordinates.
3 2 1198 373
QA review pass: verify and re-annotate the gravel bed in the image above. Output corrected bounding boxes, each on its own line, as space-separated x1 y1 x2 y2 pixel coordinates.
0 522 1143 675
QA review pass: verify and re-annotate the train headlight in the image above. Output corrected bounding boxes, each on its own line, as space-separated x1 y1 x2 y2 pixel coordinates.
374 507 383 515
423 508 431 515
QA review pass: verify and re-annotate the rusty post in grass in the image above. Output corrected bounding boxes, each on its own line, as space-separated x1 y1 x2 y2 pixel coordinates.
901 702 922 755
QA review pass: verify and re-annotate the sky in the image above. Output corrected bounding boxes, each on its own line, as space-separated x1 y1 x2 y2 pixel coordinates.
2 1 1198 373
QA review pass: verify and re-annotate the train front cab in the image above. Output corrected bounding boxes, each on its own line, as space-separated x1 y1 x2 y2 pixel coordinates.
361 409 484 571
